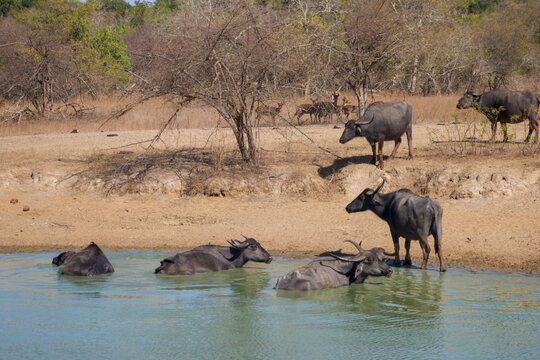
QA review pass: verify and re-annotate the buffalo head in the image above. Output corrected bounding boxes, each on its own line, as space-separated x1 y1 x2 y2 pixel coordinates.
346 179 385 213
456 91 481 109
52 251 76 266
228 235 272 264
339 120 359 144
326 240 393 282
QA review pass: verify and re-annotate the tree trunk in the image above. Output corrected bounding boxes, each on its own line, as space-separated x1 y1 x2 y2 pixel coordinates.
410 53 419 94
354 81 369 116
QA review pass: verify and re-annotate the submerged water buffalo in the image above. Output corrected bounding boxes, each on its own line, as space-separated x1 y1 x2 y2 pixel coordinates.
155 236 272 275
52 242 114 276
274 240 394 290
339 100 413 169
456 89 540 143
346 180 445 272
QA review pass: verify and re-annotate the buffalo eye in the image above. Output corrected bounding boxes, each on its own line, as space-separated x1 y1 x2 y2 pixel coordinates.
249 245 257 251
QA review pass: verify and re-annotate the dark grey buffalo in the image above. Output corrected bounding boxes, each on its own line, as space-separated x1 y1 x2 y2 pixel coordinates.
274 240 394 290
346 180 445 272
155 236 272 275
52 242 114 276
456 89 540 143
339 100 413 169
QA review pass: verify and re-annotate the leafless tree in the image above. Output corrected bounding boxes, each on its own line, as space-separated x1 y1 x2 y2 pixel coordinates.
330 0 405 114
127 1 294 163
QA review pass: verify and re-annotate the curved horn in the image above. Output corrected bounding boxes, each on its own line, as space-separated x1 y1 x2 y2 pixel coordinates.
228 240 249 249
383 250 395 256
344 239 364 253
373 179 385 195
327 252 367 263
240 234 249 240
355 112 374 125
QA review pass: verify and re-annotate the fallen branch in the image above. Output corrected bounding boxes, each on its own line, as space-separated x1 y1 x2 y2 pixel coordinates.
1 106 34 124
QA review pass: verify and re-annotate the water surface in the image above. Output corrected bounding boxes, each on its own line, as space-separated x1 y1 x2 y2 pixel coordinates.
1 250 538 359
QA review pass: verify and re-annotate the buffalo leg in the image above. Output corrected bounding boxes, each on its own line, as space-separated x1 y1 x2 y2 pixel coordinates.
377 141 384 169
433 224 445 272
419 238 431 270
525 119 539 143
389 138 401 160
406 124 413 159
391 233 401 266
501 123 509 142
490 121 498 142
404 239 412 266
370 143 377 165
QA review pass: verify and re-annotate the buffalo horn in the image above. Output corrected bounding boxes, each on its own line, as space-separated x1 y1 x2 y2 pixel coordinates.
383 250 396 256
344 239 365 253
355 112 375 125
240 234 249 240
327 252 367 263
228 240 250 249
374 179 385 195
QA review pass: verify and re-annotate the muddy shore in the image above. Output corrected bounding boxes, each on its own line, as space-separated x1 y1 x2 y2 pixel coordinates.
1 124 538 274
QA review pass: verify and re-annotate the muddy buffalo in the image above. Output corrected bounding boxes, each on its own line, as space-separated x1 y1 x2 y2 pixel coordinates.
456 89 540 143
52 242 114 276
155 236 272 275
274 240 394 290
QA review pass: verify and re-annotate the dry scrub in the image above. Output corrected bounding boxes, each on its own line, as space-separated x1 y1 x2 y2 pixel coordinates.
74 148 335 198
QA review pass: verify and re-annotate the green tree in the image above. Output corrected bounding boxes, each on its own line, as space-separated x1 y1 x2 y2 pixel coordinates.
0 0 132 116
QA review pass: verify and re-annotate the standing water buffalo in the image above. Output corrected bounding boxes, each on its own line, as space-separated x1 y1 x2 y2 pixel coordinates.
456 89 540 143
52 242 114 276
274 240 394 290
155 236 272 275
339 100 413 169
346 180 445 272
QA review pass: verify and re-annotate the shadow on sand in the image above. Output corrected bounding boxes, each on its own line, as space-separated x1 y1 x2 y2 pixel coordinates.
316 155 383 179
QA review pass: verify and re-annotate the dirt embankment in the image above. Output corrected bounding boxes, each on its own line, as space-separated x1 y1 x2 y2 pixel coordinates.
0 124 539 274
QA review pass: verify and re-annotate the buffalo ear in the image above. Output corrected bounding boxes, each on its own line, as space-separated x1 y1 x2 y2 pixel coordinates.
354 263 364 279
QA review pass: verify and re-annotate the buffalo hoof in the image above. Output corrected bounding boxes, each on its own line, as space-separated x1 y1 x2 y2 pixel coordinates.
403 259 412 266
377 164 384 170
440 267 447 272
393 259 402 267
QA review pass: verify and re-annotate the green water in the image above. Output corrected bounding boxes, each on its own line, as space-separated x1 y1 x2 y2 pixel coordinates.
0 250 538 359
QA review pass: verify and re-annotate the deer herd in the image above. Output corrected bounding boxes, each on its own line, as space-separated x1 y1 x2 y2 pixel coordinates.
256 92 358 125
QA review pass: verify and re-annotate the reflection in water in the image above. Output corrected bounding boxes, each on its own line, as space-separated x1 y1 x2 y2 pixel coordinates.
0 251 538 360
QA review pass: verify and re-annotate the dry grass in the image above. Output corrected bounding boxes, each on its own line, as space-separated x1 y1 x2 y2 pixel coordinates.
1 92 537 160
0 93 469 136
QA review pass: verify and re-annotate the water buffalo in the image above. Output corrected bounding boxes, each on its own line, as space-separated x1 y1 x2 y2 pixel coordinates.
52 242 114 276
339 100 413 169
346 180 445 272
155 236 272 275
274 240 394 290
456 89 540 143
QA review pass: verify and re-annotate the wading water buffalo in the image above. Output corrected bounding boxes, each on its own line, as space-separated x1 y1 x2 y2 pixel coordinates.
155 236 272 275
274 240 394 290
339 100 413 169
52 242 114 276
346 180 445 272
456 89 540 143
